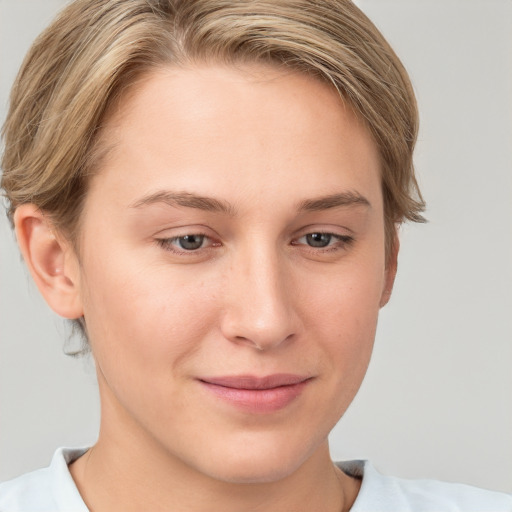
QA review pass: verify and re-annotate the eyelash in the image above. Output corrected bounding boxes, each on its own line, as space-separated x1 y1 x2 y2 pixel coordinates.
155 231 354 255
292 232 354 252
156 233 216 254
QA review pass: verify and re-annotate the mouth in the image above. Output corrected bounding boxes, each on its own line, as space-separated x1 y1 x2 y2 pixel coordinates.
198 374 313 413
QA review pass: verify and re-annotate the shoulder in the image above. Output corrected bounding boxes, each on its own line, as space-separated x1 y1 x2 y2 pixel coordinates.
337 460 512 512
0 447 89 512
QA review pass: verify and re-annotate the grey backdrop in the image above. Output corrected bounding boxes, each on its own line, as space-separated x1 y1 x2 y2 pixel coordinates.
1 0 511 493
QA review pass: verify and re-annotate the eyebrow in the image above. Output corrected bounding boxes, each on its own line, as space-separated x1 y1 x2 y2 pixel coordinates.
130 191 236 215
130 190 370 215
297 191 371 212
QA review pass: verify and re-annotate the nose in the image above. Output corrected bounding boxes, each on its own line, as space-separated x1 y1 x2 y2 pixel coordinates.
220 247 298 351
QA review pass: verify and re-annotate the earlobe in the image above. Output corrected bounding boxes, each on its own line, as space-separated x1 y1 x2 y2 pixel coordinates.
14 204 84 319
379 232 399 308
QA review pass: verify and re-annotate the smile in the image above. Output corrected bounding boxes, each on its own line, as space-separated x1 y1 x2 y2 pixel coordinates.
198 374 313 413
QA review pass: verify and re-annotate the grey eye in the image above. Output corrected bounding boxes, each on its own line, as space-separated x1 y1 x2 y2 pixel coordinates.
305 233 333 247
177 234 205 250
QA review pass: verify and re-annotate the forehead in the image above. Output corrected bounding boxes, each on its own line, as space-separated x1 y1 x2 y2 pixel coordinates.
86 63 382 215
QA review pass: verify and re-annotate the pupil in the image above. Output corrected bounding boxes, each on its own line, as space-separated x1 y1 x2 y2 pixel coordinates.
306 233 331 247
179 235 204 250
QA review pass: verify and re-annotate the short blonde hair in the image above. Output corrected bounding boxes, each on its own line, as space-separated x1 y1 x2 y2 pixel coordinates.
2 3 425 340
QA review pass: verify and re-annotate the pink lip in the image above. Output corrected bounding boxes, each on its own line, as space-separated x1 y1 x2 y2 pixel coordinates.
198 374 312 413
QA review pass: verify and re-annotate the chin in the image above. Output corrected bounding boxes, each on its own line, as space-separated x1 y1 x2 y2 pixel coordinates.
190 432 325 485
205 457 303 485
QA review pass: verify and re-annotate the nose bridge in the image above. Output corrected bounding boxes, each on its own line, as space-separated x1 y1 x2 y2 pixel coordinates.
221 240 295 350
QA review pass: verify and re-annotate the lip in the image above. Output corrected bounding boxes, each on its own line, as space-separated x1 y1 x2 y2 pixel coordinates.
198 374 312 413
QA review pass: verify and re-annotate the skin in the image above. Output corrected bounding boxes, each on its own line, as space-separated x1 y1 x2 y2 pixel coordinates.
15 63 398 512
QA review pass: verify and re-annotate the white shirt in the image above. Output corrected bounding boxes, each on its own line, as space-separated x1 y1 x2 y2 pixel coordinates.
0 448 511 511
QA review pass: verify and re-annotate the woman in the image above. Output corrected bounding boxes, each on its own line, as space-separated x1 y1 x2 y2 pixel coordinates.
1 1 511 510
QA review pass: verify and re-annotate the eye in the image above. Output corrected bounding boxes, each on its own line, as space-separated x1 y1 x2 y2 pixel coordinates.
295 232 353 249
156 233 216 253
174 234 206 250
304 233 334 248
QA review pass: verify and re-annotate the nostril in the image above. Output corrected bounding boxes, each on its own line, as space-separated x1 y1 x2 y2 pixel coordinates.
225 327 295 352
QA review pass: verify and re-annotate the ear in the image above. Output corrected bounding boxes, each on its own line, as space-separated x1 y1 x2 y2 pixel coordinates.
379 230 399 308
14 204 84 319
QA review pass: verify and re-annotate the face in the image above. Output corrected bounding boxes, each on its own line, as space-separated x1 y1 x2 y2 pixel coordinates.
73 64 394 483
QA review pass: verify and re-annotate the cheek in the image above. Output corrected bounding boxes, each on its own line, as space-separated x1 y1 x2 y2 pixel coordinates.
303 260 384 388
80 252 219 377
305 256 384 336
79 260 225 435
